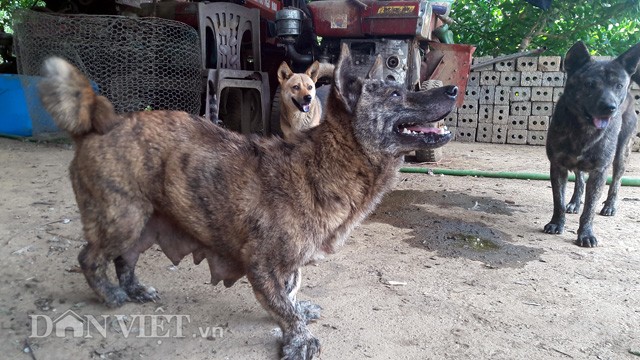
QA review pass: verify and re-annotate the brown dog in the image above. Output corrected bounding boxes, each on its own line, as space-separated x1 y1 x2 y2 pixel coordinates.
276 61 334 139
39 44 457 359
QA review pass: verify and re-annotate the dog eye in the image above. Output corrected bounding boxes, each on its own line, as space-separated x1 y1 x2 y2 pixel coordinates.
616 83 623 89
391 91 401 97
293 85 300 90
308 85 313 90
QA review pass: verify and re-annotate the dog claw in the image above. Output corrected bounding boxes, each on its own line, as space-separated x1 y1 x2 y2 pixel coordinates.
600 204 616 216
543 223 564 234
576 235 598 247
296 301 322 324
103 287 129 308
127 285 160 303
565 202 580 214
281 331 321 360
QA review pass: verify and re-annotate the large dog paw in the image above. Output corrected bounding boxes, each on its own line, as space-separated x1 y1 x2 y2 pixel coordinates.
126 284 160 303
565 201 581 214
576 233 598 247
600 203 616 216
103 286 129 308
296 301 322 324
282 331 321 360
543 222 564 234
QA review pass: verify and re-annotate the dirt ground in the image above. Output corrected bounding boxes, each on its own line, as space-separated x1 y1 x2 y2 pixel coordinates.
1 137 639 360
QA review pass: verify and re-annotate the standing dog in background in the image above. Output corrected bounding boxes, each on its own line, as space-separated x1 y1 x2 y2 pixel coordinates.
544 41 640 247
276 61 334 139
38 44 456 359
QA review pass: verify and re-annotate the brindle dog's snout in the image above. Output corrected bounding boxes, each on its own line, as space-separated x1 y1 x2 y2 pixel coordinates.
445 86 458 99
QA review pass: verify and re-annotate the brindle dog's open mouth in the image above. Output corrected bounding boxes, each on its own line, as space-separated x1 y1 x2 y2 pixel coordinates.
584 111 612 130
396 119 454 148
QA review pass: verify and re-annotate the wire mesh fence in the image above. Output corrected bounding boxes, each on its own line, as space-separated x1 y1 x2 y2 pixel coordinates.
13 9 202 117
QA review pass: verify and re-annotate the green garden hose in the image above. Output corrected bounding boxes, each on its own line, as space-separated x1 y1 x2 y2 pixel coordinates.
399 167 640 186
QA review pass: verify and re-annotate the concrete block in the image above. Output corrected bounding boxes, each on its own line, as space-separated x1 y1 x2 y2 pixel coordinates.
467 71 480 86
510 87 531 102
456 127 477 142
631 89 640 105
448 126 458 140
537 56 561 71
532 102 553 116
492 105 509 124
479 86 495 104
457 113 478 128
480 70 500 85
553 87 565 102
494 86 511 105
520 71 543 86
478 104 493 123
507 129 528 144
528 115 550 131
491 124 507 143
444 112 457 128
528 130 547 146
508 115 528 130
517 56 538 72
472 56 494 71
531 87 553 101
476 124 492 143
458 99 478 114
542 72 565 87
500 72 521 86
494 59 516 71
510 102 531 116
464 86 481 100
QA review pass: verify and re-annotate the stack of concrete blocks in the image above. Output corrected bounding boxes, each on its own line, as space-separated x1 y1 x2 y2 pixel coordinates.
448 55 565 146
631 79 640 152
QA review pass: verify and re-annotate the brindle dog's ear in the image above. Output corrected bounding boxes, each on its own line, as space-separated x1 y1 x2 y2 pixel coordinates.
366 55 384 80
615 42 640 76
334 43 363 113
564 41 592 77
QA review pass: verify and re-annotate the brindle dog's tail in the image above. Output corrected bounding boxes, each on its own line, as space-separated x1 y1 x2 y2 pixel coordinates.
39 57 117 137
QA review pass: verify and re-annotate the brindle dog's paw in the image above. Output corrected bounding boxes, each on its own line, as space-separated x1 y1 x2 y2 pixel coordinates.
565 201 581 214
576 233 598 247
600 203 616 216
281 331 321 360
104 286 129 308
127 285 160 303
296 301 322 324
543 222 564 234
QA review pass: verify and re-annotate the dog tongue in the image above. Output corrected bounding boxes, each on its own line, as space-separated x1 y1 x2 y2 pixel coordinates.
302 104 310 113
593 117 610 129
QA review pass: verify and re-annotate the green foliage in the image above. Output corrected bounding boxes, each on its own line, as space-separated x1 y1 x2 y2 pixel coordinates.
1 0 44 33
450 0 640 56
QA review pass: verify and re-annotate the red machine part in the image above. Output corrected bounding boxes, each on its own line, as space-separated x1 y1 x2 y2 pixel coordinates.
308 0 450 39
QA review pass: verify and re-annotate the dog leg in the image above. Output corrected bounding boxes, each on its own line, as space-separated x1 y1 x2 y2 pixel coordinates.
114 254 159 303
544 163 568 234
285 269 322 324
577 170 607 247
601 139 632 216
565 171 584 213
78 244 128 308
248 267 320 360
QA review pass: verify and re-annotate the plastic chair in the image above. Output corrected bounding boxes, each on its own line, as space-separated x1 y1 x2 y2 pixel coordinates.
198 2 270 134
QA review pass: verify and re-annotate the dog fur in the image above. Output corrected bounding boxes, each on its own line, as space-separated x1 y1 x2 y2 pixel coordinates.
277 61 334 139
544 41 640 247
39 44 457 359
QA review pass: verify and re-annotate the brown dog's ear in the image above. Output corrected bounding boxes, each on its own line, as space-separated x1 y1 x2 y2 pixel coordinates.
366 55 384 80
277 62 294 84
334 43 363 113
615 42 640 76
564 41 591 76
305 61 321 83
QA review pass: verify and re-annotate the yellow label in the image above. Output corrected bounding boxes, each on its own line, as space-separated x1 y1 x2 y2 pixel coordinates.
377 6 416 15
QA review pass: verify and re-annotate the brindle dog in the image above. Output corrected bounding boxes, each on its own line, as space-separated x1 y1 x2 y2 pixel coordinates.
39 44 457 359
544 41 640 247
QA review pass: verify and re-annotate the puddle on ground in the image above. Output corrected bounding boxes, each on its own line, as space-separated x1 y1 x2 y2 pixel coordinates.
368 189 544 268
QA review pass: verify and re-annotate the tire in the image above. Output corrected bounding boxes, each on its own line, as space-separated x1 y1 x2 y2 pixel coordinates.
415 80 445 163
269 86 283 137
